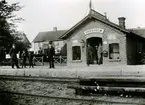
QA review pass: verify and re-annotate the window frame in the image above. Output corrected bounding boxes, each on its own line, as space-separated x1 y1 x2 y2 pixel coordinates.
108 43 120 61
72 46 81 61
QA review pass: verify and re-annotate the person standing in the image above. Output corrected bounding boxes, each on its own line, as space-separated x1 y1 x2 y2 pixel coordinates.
95 45 98 64
47 42 55 68
97 44 103 65
21 50 28 68
87 44 93 66
28 51 34 68
9 44 20 69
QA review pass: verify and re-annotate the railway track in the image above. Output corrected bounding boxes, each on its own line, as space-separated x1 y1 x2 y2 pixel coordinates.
0 75 79 83
0 75 145 104
0 90 141 105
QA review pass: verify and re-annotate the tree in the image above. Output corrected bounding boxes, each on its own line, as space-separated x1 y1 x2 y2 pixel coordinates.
14 31 31 51
0 0 23 52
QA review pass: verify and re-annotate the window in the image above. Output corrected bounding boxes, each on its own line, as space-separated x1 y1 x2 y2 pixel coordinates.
72 46 81 60
109 43 120 59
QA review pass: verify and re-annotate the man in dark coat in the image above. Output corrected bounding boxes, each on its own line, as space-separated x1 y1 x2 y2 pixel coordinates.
87 44 93 66
9 44 20 68
47 43 55 68
95 45 98 64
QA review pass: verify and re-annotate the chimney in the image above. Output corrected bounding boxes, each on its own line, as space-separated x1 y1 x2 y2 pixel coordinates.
53 27 57 31
118 17 126 29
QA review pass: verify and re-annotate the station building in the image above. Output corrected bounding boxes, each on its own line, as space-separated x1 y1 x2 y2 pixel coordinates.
60 9 145 66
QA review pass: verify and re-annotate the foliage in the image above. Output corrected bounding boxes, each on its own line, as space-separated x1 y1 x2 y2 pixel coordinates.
15 31 31 51
0 0 27 52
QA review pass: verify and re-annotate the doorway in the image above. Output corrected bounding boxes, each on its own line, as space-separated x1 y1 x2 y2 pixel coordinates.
86 37 102 65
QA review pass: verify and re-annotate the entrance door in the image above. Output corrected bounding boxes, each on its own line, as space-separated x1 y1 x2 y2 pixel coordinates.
86 37 102 65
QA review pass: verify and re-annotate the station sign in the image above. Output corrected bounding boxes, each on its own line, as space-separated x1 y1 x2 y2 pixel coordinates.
84 28 104 35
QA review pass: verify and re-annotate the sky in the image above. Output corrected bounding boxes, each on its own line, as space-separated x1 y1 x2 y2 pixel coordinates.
7 0 145 42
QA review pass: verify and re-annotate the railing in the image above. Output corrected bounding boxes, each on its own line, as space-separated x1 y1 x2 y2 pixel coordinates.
33 56 44 66
33 56 67 66
54 56 67 66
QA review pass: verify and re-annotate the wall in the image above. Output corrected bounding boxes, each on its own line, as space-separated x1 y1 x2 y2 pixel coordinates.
66 19 127 66
54 41 64 54
33 41 65 55
33 42 43 54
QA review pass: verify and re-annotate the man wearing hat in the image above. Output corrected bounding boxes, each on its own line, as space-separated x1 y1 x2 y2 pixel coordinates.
47 41 55 68
9 44 20 68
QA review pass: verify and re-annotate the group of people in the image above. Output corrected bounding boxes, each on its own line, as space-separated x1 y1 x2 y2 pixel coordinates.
9 42 55 69
87 43 103 66
20 49 34 68
9 44 34 69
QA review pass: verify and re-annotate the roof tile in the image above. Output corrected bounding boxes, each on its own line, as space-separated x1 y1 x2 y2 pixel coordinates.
33 30 67 42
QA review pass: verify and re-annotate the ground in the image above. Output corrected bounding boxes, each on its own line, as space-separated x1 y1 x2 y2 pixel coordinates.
0 65 145 105
0 65 145 77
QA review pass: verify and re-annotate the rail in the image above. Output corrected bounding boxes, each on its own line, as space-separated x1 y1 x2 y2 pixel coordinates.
54 56 67 66
0 75 144 104
0 75 79 83
33 56 67 66
0 91 140 105
33 56 44 66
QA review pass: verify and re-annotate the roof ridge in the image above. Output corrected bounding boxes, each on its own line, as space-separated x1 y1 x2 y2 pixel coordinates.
128 28 145 30
39 29 67 33
33 30 67 42
90 9 105 17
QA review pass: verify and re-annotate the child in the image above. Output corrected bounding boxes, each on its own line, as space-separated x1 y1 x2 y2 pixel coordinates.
28 51 34 68
21 50 27 68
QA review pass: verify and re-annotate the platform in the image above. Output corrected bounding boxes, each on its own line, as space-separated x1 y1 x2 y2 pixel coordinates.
0 65 145 78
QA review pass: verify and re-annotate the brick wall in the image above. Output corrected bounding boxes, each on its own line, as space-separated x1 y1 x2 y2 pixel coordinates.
66 20 128 66
102 26 127 65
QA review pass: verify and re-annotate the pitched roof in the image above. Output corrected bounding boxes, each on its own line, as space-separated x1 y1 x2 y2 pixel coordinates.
128 28 145 38
60 9 129 39
19 33 31 45
33 30 67 42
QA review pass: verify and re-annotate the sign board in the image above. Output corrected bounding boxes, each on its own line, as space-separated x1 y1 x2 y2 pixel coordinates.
72 40 78 44
84 28 104 35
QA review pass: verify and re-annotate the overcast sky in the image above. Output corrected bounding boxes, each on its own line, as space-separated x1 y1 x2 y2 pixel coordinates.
7 0 145 42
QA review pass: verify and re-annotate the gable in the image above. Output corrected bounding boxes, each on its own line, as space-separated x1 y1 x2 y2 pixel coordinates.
60 10 129 40
19 34 30 45
64 17 126 43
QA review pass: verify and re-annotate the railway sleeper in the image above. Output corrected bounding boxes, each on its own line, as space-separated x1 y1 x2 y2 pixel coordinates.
79 79 145 87
68 85 145 97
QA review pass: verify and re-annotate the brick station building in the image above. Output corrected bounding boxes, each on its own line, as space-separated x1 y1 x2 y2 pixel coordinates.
60 9 145 66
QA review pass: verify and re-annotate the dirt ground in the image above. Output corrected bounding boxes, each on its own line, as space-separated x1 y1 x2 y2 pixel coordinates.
0 79 145 105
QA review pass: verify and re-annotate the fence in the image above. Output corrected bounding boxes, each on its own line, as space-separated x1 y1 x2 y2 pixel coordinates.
33 56 44 66
54 56 67 66
33 56 67 66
